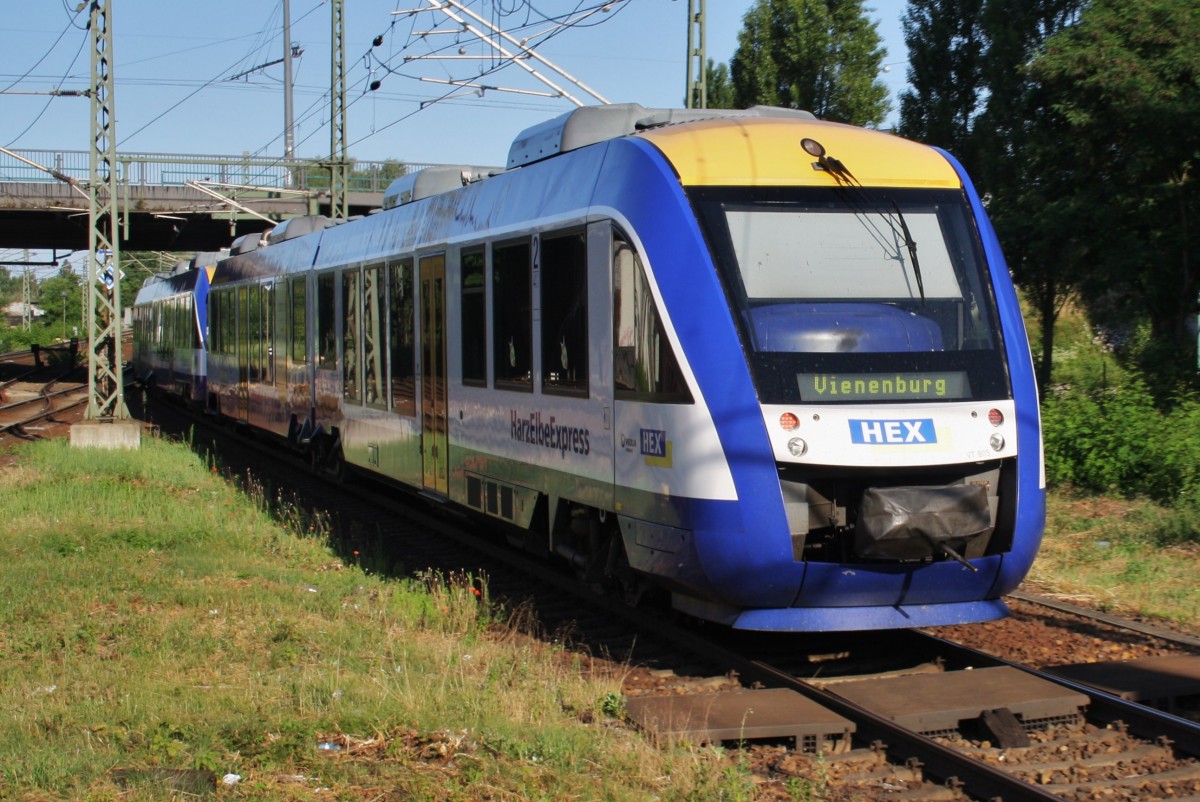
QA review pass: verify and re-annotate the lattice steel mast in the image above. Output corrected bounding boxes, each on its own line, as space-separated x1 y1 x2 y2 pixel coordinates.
85 0 129 422
685 0 706 108
329 0 348 220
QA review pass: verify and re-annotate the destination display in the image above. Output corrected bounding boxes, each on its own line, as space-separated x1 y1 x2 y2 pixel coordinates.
797 371 971 401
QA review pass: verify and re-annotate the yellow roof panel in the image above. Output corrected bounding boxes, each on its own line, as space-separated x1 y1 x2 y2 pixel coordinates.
636 117 961 189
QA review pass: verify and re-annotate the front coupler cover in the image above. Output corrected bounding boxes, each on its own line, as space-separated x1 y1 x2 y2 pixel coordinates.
856 484 990 561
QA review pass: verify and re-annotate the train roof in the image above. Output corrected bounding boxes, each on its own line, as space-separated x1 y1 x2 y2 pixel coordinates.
134 261 208 304
502 103 962 189
505 103 815 169
638 116 963 189
383 165 504 209
267 215 331 244
210 105 964 270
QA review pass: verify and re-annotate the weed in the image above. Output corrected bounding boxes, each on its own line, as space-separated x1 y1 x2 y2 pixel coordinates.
599 690 625 718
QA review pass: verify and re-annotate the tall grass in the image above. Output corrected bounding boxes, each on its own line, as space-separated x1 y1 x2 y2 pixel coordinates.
0 437 788 800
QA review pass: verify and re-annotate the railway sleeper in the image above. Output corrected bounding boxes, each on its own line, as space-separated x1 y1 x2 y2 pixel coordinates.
1007 741 1174 774
818 764 924 784
774 752 975 802
1039 761 1200 795
855 787 964 802
773 745 890 774
958 726 1124 758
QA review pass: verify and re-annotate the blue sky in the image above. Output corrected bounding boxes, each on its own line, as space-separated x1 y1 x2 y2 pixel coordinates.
0 0 908 171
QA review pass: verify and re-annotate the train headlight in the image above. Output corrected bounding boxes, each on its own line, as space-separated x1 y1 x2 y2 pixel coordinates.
787 437 808 457
989 433 1005 452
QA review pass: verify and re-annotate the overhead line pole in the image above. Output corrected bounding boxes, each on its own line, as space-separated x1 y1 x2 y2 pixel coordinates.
329 0 348 220
685 0 706 108
283 0 296 187
84 0 130 424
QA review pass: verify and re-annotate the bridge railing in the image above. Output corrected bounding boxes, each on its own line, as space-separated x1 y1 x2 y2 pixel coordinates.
0 149 441 193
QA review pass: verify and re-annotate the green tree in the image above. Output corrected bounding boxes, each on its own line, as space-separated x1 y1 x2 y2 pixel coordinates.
972 0 1083 194
897 0 984 166
705 59 737 109
38 270 84 343
0 265 19 307
1025 0 1200 389
950 0 1085 392
729 0 890 126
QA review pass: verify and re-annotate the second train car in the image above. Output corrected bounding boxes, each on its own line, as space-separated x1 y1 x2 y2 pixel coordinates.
196 104 1043 631
132 252 222 408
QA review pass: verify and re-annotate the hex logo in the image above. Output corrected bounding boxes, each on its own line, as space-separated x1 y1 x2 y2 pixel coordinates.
640 429 667 458
849 419 936 445
639 428 672 467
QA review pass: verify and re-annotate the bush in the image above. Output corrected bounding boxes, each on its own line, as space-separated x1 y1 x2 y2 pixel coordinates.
1043 381 1200 508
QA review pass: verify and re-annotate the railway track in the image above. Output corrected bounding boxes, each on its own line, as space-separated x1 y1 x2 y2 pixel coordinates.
136 391 1200 801
0 371 88 439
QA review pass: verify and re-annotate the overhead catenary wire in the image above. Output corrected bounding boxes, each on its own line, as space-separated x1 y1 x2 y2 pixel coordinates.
120 1 326 148
4 19 89 148
0 0 635 212
1 5 86 95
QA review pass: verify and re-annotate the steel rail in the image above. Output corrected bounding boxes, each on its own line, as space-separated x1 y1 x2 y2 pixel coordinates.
1009 589 1200 650
915 629 1200 758
0 383 86 414
0 394 88 435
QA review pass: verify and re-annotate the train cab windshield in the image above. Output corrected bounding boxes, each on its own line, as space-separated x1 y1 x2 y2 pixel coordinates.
692 186 1011 404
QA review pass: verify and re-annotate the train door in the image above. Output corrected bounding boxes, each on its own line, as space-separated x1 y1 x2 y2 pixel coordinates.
419 254 448 495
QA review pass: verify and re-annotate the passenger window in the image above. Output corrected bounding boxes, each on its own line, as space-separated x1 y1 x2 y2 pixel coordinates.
237 285 249 376
158 303 166 356
343 268 361 403
224 290 235 357
164 299 174 356
363 264 385 407
316 272 336 371
540 229 588 396
388 259 416 416
613 229 692 403
291 277 306 364
461 247 486 386
273 280 288 387
262 283 274 385
247 284 262 383
212 293 221 355
492 239 532 390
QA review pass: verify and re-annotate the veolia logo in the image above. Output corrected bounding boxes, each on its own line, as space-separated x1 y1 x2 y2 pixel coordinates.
849 419 936 444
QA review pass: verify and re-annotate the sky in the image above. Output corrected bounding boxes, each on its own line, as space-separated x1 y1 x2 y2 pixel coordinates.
0 0 910 174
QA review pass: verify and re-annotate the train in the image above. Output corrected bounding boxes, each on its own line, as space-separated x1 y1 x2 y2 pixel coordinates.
130 251 221 408
133 103 1045 632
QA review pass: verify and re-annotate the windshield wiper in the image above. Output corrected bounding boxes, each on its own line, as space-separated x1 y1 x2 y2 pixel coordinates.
802 138 927 305
891 200 925 304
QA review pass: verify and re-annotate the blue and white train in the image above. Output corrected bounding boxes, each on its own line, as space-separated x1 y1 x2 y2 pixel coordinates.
134 104 1045 631
131 252 221 408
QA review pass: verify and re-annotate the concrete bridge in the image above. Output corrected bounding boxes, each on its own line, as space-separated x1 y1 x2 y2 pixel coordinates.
0 149 436 252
